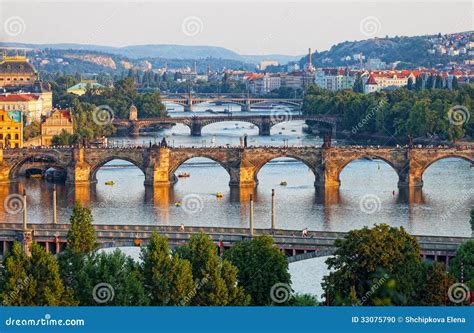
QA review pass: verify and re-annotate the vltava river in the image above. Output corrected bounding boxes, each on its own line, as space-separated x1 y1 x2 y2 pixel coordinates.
0 104 472 237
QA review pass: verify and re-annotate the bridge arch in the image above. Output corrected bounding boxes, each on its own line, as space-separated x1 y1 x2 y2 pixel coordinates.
89 157 146 183
249 100 301 108
169 154 232 183
9 154 66 180
336 156 402 188
200 119 261 135
253 154 320 184
420 155 473 178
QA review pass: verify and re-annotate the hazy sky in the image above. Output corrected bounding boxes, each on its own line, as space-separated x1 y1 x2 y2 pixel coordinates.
0 0 473 55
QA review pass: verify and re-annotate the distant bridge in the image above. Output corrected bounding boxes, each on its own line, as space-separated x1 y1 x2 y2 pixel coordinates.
160 93 303 112
0 223 469 265
113 114 339 136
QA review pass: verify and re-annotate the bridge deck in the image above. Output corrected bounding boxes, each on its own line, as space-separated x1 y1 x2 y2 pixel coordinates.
0 223 469 254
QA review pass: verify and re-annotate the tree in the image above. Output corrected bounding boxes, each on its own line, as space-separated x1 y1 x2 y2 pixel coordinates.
73 250 148 306
414 76 423 90
435 75 444 89
23 121 41 140
451 76 459 90
471 209 474 234
352 75 364 93
407 77 413 90
137 92 167 118
67 201 97 254
322 224 422 305
425 75 434 90
223 235 291 305
52 129 77 146
289 293 319 306
416 262 455 305
176 233 250 305
450 240 474 289
141 232 194 305
1 242 76 305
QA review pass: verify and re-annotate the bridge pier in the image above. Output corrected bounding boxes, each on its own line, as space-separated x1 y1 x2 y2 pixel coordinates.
258 121 271 136
184 104 193 112
0 149 11 184
241 102 251 112
66 148 92 187
131 125 140 137
190 121 202 136
144 147 174 187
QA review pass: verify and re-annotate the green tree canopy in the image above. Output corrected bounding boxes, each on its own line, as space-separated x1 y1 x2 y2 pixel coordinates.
322 224 422 305
67 201 97 254
72 249 147 306
223 235 291 305
1 242 76 306
141 232 194 305
450 240 474 289
176 233 251 306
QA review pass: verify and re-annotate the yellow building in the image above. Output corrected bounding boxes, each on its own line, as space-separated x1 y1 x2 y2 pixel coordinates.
41 109 74 146
0 110 23 148
0 55 39 88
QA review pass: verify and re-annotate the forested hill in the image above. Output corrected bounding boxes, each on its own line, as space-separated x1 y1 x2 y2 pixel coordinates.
300 31 473 69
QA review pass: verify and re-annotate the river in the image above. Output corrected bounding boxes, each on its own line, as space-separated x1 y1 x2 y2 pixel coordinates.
0 103 472 238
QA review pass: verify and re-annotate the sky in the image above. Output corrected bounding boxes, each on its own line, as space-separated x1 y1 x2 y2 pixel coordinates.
0 0 473 56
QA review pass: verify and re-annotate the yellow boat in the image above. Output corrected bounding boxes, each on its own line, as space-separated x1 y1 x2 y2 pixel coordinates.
280 181 288 186
175 202 182 207
215 192 224 198
105 181 115 185
30 174 42 179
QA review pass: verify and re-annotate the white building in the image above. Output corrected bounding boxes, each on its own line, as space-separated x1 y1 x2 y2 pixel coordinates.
314 68 356 91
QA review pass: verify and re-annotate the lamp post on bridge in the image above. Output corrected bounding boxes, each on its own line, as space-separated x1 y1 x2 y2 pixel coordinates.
249 193 254 237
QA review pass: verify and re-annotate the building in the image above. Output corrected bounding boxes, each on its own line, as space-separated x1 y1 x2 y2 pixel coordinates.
363 70 417 93
363 73 379 93
258 60 279 71
40 109 73 146
245 73 281 94
67 80 105 96
0 92 52 124
0 110 23 148
0 55 39 88
314 68 356 91
281 71 304 90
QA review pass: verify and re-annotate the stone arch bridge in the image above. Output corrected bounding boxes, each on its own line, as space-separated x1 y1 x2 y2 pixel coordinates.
0 146 471 189
113 114 339 136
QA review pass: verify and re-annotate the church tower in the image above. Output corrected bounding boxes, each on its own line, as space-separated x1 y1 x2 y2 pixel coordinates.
129 104 138 121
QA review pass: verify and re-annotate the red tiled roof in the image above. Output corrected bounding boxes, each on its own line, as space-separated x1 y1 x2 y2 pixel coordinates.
366 74 378 85
0 94 39 102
